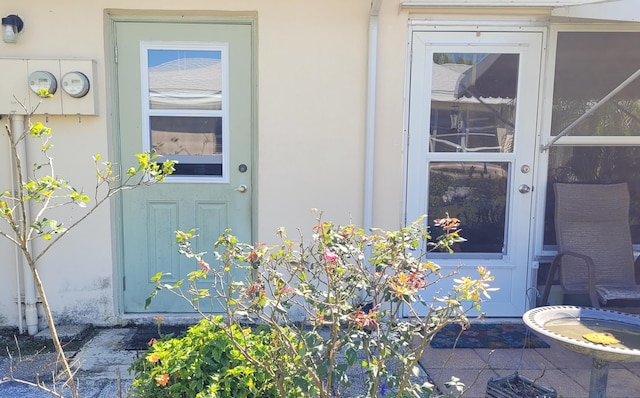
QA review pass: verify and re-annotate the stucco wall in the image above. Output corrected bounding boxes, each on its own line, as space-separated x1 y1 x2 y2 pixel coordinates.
374 3 412 230
0 0 405 327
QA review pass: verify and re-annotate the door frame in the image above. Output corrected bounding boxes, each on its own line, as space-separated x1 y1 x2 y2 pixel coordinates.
404 24 547 317
106 13 258 317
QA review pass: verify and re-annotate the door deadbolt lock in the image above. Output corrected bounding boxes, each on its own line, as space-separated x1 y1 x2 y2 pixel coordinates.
521 165 531 174
518 184 531 194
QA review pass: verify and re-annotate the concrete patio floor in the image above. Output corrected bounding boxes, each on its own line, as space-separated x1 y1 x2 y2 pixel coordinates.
2 324 640 397
421 338 640 397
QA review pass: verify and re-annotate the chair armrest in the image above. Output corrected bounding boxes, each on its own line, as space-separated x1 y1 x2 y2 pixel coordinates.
553 250 599 307
540 250 597 306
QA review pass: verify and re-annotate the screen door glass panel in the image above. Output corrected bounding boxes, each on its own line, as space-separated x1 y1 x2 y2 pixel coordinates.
430 53 518 153
427 52 519 256
429 161 508 254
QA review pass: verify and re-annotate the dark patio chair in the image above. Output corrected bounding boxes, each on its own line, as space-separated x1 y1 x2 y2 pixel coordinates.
540 182 640 308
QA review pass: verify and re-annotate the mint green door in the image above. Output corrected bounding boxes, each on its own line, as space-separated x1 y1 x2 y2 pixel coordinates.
114 20 254 313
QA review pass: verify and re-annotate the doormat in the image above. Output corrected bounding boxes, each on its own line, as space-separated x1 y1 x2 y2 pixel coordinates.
430 323 549 349
124 325 190 351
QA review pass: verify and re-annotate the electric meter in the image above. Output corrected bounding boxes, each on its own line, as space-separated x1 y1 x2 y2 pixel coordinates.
61 71 90 98
28 71 58 95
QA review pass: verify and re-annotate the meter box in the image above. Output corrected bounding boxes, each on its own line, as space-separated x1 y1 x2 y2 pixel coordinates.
60 59 97 115
0 58 97 116
27 59 63 115
0 59 28 114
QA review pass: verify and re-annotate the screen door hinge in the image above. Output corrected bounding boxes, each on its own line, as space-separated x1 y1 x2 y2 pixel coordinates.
114 46 118 64
122 276 125 291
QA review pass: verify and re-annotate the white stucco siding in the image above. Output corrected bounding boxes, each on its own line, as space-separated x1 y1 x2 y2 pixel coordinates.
0 0 115 327
256 1 371 236
0 115 117 326
3 0 616 326
0 0 377 326
374 3 413 230
0 237 18 326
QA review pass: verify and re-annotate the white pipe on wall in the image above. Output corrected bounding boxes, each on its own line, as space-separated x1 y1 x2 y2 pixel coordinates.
6 115 24 334
364 0 383 234
10 114 39 335
14 242 23 334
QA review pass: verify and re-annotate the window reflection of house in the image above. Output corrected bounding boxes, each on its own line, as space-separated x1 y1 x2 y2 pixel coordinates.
148 56 222 110
430 54 517 153
442 186 471 205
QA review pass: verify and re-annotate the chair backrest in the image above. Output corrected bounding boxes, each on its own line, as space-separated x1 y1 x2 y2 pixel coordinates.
554 183 636 293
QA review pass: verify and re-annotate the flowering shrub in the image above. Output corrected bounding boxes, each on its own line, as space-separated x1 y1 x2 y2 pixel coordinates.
143 211 496 397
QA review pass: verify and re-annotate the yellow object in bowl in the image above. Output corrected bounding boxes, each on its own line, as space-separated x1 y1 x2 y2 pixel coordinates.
583 332 621 345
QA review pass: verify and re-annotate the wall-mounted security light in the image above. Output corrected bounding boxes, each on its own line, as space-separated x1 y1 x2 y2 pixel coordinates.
2 14 24 44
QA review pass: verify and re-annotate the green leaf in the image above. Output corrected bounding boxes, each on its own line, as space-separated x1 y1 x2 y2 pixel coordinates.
144 287 160 309
294 376 309 392
29 122 51 136
345 347 358 365
150 272 165 282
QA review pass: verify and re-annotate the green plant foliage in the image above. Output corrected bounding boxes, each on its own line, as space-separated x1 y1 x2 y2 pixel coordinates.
129 316 309 398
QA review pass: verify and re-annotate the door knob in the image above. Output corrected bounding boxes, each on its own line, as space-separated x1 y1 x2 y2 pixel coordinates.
518 184 531 194
236 184 248 193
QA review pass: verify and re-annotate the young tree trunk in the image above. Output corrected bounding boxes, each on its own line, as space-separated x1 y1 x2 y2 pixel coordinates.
26 251 79 398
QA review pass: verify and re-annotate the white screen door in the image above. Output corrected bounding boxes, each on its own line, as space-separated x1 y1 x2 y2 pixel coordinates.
406 30 543 317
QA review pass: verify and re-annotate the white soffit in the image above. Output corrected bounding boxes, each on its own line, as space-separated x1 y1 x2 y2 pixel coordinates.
401 0 610 8
551 0 640 22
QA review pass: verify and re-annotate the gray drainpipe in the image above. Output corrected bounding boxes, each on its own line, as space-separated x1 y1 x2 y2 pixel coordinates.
364 0 383 233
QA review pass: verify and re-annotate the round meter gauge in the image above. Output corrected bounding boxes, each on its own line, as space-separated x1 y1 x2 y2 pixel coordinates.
61 71 90 98
28 71 58 96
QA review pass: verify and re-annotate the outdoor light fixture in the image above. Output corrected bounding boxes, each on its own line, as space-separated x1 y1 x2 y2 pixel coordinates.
2 14 23 44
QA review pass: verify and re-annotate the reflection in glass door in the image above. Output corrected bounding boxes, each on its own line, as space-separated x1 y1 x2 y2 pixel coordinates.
407 31 543 316
429 161 509 255
429 52 517 256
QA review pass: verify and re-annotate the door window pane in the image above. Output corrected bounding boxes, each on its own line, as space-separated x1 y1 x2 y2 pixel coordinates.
148 49 222 110
150 116 222 176
552 32 640 137
430 53 518 152
428 162 509 254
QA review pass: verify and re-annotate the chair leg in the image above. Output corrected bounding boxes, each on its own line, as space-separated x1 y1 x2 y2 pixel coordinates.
589 290 601 308
540 260 559 306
